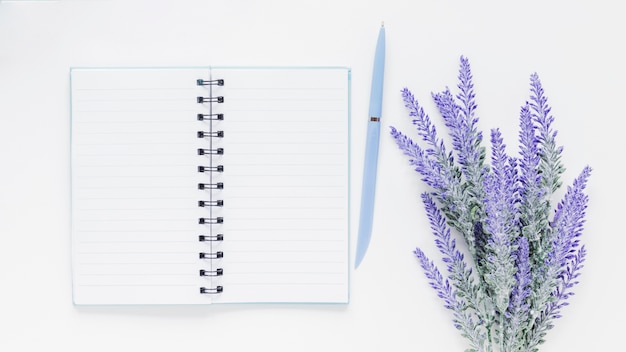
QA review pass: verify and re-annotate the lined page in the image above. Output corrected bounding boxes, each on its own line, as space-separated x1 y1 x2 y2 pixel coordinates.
71 67 350 305
212 68 350 303
71 68 214 304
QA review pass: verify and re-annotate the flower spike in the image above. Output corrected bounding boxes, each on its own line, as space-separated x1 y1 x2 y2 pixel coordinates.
391 57 590 352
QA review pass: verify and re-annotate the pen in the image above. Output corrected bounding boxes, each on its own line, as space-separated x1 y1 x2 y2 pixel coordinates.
355 23 385 269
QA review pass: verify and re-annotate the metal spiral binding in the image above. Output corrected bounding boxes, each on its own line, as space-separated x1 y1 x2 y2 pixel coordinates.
199 200 224 207
198 131 224 138
197 75 225 295
199 217 223 224
200 286 223 294
197 182 223 190
197 113 224 121
198 234 224 242
200 268 224 277
199 251 224 259
197 96 224 104
197 148 224 155
197 165 224 172
197 79 224 86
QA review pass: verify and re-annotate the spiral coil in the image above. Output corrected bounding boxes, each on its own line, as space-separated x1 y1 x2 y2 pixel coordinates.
197 76 224 295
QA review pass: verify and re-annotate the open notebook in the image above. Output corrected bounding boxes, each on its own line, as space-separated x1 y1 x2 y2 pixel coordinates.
70 67 350 305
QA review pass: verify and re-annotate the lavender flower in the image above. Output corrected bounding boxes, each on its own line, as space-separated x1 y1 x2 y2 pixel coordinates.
483 128 519 239
505 237 531 351
393 66 486 258
432 56 487 188
392 57 591 352
526 166 591 350
421 193 491 327
530 73 565 196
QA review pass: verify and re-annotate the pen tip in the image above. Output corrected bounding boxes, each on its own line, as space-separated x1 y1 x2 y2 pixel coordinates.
381 21 384 28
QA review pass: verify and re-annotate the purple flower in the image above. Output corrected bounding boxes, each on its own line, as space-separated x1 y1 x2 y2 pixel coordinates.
432 56 485 184
504 237 531 351
421 193 473 286
551 166 591 269
517 103 545 242
530 73 565 195
414 194 489 350
457 56 478 126
414 247 457 311
392 57 590 352
483 128 519 237
392 89 480 255
390 126 449 191
510 237 531 314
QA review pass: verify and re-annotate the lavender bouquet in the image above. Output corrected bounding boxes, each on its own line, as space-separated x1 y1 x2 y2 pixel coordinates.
390 57 591 352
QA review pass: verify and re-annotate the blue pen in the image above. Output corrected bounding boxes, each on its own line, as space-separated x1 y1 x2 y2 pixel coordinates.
355 24 385 269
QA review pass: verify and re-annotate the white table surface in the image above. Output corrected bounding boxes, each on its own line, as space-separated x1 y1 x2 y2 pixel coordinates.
0 0 622 351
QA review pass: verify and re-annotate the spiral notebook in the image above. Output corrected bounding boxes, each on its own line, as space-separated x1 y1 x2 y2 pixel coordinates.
70 67 350 305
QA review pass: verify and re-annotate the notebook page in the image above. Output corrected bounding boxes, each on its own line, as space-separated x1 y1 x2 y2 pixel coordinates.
71 68 215 304
71 67 350 304
210 68 350 303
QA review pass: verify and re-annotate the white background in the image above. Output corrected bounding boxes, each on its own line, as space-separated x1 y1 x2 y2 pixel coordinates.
0 0 622 351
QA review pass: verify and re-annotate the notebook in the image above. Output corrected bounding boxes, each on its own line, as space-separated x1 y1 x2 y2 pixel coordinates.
70 67 350 305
